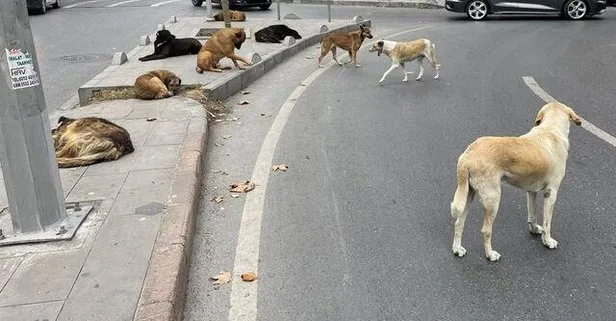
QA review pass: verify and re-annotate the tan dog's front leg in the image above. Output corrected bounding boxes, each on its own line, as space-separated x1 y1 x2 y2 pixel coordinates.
526 191 543 234
350 49 361 68
229 53 252 70
541 188 559 249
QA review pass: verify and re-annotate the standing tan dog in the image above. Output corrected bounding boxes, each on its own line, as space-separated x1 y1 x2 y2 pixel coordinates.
317 25 373 68
52 116 135 168
369 38 441 84
213 10 246 21
133 69 181 100
450 102 582 262
196 28 252 73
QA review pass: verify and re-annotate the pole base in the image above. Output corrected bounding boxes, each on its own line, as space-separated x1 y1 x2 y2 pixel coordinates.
0 201 95 247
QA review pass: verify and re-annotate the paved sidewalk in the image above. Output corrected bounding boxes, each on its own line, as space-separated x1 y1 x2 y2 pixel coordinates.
0 12 374 321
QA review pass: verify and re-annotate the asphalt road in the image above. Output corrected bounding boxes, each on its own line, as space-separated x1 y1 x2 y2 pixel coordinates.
186 6 616 321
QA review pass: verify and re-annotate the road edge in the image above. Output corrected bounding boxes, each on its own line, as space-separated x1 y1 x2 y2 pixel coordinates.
132 99 207 321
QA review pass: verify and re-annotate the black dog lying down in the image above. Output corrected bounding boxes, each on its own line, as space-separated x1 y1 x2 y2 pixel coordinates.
139 30 202 62
255 24 302 43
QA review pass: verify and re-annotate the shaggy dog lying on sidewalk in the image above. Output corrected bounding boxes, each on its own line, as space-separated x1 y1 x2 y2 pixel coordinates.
213 10 246 21
138 30 202 62
52 116 135 168
133 69 182 100
255 24 302 43
196 28 252 73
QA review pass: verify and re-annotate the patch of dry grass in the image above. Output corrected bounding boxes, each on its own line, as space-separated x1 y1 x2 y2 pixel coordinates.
181 86 228 117
89 87 135 102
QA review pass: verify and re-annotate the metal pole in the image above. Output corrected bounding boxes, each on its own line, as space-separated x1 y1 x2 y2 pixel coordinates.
206 0 213 18
277 0 281 20
221 0 231 28
327 0 331 22
0 1 66 234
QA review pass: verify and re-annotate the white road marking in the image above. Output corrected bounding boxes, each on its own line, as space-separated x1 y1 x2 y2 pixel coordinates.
522 76 616 148
65 0 103 8
228 25 434 321
151 0 182 6
107 0 143 7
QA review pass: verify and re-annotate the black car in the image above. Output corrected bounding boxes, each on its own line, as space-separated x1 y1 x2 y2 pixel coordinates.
192 0 271 10
27 0 60 14
445 0 607 20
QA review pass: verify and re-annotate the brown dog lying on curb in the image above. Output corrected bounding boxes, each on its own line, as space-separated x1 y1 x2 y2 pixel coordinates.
213 10 246 21
134 69 181 100
317 25 373 68
52 116 135 168
196 28 252 73
450 102 582 262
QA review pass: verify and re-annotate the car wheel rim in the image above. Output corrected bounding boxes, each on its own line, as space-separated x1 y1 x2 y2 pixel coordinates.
468 1 487 19
567 0 586 18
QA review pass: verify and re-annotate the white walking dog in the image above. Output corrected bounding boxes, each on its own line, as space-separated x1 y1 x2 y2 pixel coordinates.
450 102 582 262
368 38 441 84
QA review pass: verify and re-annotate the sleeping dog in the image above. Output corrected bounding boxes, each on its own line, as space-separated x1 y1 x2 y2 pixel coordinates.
139 30 202 62
369 38 441 84
255 24 302 43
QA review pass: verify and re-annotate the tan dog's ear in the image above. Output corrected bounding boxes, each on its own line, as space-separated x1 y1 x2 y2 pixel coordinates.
567 108 582 126
534 110 544 126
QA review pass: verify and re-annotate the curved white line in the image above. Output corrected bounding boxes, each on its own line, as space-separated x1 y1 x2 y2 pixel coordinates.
228 25 435 321
522 76 616 148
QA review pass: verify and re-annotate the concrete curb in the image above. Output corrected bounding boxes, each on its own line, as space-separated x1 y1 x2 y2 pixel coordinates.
278 0 444 9
132 101 207 321
203 19 372 100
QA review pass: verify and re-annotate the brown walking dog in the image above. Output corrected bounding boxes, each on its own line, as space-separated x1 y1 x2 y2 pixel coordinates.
450 102 582 262
317 25 373 68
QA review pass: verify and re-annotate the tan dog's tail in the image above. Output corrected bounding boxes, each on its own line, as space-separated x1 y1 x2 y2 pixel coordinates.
56 152 111 168
451 163 470 218
430 42 442 68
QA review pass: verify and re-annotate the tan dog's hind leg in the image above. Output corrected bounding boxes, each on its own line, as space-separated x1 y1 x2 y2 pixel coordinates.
541 188 559 249
527 192 544 234
425 42 441 79
317 41 331 67
331 47 342 66
478 182 502 261
452 189 474 257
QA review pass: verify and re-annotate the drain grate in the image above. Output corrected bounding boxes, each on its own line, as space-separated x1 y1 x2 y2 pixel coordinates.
58 53 111 63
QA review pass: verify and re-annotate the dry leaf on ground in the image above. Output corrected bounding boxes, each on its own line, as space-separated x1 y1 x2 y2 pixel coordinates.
212 196 224 204
242 90 251 95
230 180 256 193
272 164 289 172
237 100 249 105
222 134 232 139
241 272 257 282
146 117 157 122
230 194 240 198
210 271 231 285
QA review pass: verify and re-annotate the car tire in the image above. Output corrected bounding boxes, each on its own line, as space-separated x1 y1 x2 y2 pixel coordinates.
52 0 60 8
259 4 271 9
466 0 488 20
563 0 588 19
192 0 204 6
37 0 47 14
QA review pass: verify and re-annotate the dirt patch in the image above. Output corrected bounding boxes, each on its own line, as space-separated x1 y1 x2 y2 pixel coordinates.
89 87 136 102
181 86 228 118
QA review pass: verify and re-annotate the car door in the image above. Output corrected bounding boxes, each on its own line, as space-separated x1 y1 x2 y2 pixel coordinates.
516 0 560 11
489 0 520 12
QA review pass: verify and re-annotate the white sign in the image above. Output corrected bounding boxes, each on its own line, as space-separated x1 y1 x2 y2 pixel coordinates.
5 48 40 90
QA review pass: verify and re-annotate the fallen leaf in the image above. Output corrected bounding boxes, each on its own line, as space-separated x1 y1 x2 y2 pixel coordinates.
230 194 240 198
272 164 289 172
211 169 222 173
260 113 266 116
222 134 232 139
305 56 315 59
237 100 249 105
212 196 224 203
214 142 224 147
241 272 257 282
242 90 251 95
230 180 256 193
210 271 231 285
146 117 157 122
